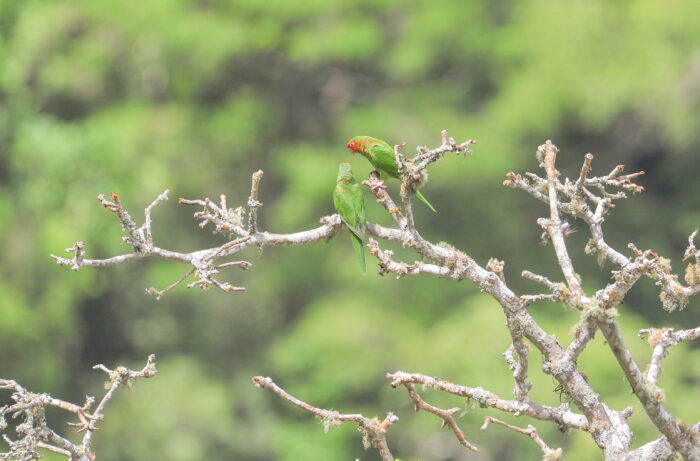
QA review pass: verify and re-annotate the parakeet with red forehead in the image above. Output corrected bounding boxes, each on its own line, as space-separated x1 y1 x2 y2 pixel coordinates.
333 162 367 273
346 136 436 213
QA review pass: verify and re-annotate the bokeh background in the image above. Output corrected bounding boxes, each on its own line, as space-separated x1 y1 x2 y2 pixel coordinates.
1 1 699 459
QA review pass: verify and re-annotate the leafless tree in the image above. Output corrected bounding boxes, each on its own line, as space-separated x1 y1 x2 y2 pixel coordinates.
8 131 695 460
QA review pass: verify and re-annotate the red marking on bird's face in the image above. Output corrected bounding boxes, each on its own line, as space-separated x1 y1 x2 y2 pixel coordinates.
347 140 359 154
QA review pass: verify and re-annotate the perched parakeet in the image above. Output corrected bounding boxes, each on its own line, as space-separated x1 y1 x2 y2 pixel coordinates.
346 136 436 212
333 162 367 273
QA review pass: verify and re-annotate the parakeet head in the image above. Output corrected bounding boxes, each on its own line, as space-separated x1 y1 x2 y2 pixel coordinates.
347 137 365 154
337 161 353 182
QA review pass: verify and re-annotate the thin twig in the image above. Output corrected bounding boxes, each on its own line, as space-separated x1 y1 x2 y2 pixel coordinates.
248 170 264 234
540 140 587 306
252 376 397 461
151 267 196 300
368 239 451 278
83 355 157 453
394 380 477 452
480 416 562 460
638 327 700 385
503 341 532 403
143 189 170 244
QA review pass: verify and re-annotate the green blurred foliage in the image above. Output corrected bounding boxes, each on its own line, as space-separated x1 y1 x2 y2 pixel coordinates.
1 0 698 459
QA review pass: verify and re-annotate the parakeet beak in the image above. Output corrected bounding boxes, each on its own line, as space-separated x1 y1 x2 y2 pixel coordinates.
346 141 356 154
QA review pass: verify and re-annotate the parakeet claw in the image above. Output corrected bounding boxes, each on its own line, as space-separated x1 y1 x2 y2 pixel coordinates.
368 170 386 191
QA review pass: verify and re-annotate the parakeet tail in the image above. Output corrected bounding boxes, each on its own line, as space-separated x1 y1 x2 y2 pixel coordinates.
415 190 437 213
350 233 366 273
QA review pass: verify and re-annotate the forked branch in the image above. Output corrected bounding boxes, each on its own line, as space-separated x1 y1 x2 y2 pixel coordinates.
480 416 562 460
638 327 700 385
387 376 477 452
1 355 156 460
252 377 398 460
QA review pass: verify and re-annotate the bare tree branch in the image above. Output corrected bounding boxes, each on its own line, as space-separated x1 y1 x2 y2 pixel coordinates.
1 355 156 461
252 376 398 461
82 355 157 453
540 140 588 306
387 376 477 452
598 300 697 460
480 416 562 460
503 341 532 403
638 327 700 385
144 189 170 244
387 372 588 431
247 170 264 234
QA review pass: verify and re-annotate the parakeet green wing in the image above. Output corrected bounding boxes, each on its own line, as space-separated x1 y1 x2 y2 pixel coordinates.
366 139 400 180
333 162 367 273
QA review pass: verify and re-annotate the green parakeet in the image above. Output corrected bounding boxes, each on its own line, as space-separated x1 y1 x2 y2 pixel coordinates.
333 162 367 273
346 135 436 213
